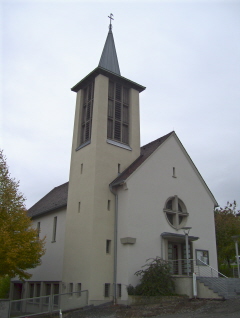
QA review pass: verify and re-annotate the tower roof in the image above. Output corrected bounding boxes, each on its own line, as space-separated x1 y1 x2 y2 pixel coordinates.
98 24 121 75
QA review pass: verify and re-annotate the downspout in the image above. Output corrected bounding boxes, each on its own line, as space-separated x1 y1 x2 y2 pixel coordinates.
110 184 118 305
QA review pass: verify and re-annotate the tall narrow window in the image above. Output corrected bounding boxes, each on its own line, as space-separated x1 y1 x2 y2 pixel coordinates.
36 284 41 302
118 164 121 174
69 283 73 296
80 81 94 145
77 283 82 297
104 283 110 297
53 284 59 305
107 200 111 211
37 222 40 238
81 163 83 174
106 240 111 254
45 283 51 304
107 81 129 144
172 167 176 178
52 216 57 242
117 284 122 298
29 283 34 299
78 202 81 213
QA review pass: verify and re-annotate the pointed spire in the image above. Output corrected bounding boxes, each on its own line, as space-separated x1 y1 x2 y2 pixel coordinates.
98 14 121 75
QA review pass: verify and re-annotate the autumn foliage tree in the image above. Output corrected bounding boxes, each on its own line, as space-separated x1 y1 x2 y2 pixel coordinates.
215 201 240 270
0 150 45 280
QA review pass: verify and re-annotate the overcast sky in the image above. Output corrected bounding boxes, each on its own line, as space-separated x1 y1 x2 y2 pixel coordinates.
1 0 240 210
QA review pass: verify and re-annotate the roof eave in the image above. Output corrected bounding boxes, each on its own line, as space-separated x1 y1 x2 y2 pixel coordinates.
29 203 67 219
71 67 146 93
110 179 126 187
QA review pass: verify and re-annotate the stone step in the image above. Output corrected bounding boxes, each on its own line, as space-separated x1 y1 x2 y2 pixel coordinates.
197 277 240 299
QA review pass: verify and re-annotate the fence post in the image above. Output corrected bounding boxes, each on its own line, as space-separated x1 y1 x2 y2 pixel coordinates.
192 272 197 298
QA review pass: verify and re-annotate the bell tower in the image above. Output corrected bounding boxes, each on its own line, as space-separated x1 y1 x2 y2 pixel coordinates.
62 17 145 304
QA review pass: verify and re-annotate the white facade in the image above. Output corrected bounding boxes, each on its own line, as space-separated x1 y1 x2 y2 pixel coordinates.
116 133 218 301
28 208 66 283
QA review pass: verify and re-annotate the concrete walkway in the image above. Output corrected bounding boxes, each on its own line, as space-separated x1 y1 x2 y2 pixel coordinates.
63 298 240 318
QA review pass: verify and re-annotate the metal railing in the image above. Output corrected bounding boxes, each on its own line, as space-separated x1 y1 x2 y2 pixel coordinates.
169 259 227 278
9 290 88 318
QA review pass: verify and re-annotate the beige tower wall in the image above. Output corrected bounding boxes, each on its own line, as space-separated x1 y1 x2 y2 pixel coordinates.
62 73 141 304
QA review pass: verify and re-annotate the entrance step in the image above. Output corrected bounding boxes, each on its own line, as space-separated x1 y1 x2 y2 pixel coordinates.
197 277 240 299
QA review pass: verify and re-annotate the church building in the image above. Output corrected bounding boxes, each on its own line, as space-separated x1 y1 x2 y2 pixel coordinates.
11 19 218 305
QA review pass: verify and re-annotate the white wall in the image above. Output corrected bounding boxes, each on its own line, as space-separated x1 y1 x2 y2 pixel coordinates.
27 207 66 282
116 134 218 301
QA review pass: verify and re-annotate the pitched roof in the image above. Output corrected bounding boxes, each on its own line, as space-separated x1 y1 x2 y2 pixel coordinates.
98 26 121 75
28 182 68 218
28 133 173 218
110 131 174 186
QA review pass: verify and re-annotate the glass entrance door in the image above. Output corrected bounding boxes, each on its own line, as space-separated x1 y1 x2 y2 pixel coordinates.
168 241 192 275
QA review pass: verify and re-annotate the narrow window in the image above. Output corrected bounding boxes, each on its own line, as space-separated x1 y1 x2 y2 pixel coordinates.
80 81 94 145
106 240 111 254
172 167 176 178
78 202 81 213
69 283 73 296
52 216 57 242
104 283 110 297
81 163 83 174
107 81 129 145
37 222 40 238
36 283 41 302
53 284 59 305
108 200 111 211
77 283 82 297
118 164 121 174
29 283 34 299
45 283 51 304
117 284 122 298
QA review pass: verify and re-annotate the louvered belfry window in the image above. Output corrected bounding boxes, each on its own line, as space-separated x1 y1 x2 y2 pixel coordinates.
81 81 94 145
107 81 129 145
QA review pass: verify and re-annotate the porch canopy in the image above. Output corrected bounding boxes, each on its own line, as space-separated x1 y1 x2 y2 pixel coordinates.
161 232 199 242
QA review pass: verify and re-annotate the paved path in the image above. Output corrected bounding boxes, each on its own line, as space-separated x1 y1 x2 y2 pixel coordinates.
64 298 240 318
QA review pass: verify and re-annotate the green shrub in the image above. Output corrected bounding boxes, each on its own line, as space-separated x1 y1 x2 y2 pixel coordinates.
127 257 175 296
0 275 10 298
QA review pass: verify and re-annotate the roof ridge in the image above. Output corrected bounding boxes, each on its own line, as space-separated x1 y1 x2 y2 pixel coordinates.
141 131 174 150
53 181 69 189
111 131 174 186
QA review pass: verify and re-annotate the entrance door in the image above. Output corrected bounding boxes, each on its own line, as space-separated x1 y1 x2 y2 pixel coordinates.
168 241 192 275
168 242 182 274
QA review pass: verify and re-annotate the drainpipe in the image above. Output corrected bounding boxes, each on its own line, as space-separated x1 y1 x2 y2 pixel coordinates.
110 184 118 305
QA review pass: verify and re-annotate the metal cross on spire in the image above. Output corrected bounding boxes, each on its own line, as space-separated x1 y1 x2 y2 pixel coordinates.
108 13 114 30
